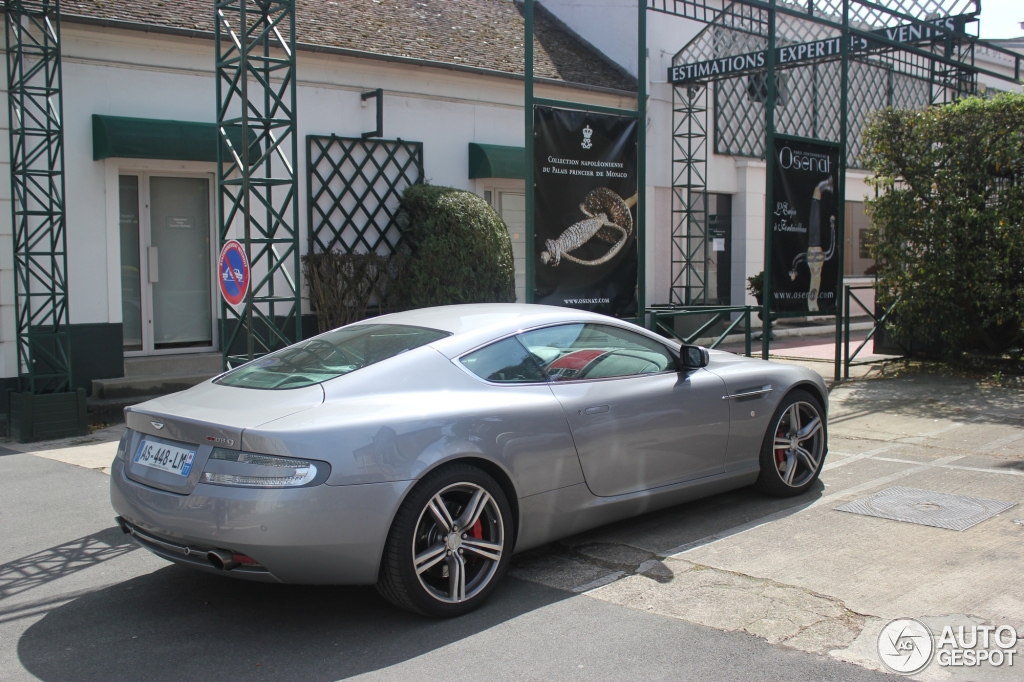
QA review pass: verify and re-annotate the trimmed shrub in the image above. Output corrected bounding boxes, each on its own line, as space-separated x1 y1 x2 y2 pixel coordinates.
393 184 515 309
861 93 1024 357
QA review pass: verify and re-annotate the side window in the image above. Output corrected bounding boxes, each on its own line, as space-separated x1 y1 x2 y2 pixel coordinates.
459 336 547 384
518 324 676 382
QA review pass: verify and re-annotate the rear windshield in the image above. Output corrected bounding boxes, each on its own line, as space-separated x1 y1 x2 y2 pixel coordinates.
215 324 450 390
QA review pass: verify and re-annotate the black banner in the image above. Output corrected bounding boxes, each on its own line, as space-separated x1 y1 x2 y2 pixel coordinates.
669 13 971 84
769 136 840 314
534 106 638 317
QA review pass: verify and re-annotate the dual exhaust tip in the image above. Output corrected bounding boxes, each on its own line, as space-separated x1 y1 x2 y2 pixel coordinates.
207 548 261 571
207 548 239 571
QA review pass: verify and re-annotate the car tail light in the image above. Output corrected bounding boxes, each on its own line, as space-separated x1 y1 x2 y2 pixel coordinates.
201 448 318 488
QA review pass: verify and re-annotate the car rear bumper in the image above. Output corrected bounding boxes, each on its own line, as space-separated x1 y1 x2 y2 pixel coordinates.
110 459 414 585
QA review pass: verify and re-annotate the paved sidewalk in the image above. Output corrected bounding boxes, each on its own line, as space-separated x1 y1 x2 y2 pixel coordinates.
1 425 122 475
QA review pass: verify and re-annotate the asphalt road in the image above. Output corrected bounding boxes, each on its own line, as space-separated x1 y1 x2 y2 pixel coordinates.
0 452 896 682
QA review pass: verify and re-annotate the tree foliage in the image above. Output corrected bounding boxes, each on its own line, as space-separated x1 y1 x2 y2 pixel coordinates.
861 93 1024 357
393 184 515 310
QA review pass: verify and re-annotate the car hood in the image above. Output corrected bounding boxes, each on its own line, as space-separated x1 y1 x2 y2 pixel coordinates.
125 380 325 447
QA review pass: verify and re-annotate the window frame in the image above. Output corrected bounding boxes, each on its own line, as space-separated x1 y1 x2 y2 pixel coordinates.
453 321 684 387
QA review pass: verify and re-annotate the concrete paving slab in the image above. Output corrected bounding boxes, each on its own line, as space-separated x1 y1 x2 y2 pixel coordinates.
589 558 865 650
1 425 122 475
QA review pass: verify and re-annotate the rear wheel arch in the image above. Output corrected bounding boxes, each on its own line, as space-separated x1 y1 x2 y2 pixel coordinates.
391 456 521 550
438 457 520 547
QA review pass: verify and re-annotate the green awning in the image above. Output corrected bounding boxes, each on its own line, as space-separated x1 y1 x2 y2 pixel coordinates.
468 142 525 179
92 114 258 162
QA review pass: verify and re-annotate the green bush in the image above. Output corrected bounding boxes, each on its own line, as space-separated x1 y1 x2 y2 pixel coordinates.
393 184 515 309
862 93 1024 357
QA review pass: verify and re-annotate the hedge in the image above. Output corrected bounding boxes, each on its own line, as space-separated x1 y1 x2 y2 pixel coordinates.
862 93 1024 357
392 184 515 310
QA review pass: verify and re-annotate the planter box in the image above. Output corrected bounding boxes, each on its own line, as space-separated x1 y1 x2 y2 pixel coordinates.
6 388 88 443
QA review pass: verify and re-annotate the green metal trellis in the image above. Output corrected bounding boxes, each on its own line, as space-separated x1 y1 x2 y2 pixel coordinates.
307 135 423 255
5 0 71 395
655 0 1023 378
215 0 301 369
670 86 709 306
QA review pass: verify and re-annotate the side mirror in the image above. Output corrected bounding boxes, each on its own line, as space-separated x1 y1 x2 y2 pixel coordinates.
679 345 710 369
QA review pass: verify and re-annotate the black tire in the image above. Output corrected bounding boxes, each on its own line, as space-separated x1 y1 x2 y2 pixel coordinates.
376 463 513 617
755 389 828 497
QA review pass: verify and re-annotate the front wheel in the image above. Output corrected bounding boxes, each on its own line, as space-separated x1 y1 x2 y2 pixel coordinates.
755 389 827 497
376 463 513 617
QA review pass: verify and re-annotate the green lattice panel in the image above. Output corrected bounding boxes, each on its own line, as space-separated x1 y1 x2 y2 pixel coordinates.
307 136 423 255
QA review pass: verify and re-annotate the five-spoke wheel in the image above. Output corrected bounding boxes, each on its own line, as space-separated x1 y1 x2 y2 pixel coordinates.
756 389 827 496
413 482 505 604
377 464 512 617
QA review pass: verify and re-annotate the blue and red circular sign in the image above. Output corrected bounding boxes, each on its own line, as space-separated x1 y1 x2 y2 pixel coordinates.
218 240 250 307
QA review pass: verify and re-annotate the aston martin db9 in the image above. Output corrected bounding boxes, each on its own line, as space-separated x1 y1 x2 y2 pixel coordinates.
111 304 828 616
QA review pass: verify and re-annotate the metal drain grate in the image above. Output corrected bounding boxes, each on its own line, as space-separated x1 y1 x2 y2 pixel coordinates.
836 487 1016 531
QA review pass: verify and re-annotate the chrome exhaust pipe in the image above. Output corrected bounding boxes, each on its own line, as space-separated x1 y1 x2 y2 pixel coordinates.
207 549 239 571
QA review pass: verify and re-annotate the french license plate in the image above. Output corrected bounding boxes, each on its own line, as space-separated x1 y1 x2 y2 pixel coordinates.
134 439 197 477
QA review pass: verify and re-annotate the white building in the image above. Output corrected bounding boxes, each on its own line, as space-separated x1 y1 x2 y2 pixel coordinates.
0 0 1019 417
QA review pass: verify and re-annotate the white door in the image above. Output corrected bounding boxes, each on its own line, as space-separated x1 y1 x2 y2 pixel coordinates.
119 174 216 355
498 191 526 303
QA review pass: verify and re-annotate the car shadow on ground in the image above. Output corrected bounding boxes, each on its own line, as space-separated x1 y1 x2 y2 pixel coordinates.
513 480 827 568
17 564 570 681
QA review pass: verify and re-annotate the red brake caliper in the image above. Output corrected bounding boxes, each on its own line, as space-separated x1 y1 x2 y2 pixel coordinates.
775 427 787 469
465 519 483 564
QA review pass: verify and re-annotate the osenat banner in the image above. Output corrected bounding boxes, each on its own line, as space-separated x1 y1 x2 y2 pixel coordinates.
533 105 638 317
769 136 840 314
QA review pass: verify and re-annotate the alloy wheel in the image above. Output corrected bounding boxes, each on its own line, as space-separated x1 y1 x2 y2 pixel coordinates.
772 401 825 488
412 482 504 603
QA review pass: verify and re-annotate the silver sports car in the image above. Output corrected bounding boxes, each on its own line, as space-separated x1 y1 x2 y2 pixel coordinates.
111 304 828 617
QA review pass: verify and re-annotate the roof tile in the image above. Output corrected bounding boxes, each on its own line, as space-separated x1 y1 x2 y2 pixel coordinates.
62 0 636 92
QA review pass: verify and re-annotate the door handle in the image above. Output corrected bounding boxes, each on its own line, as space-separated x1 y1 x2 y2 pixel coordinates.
148 246 159 283
584 405 610 415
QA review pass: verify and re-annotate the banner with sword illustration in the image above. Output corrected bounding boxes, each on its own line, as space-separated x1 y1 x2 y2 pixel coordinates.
534 106 638 317
769 135 841 314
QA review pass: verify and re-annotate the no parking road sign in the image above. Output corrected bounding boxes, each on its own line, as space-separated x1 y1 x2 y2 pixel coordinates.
218 240 250 307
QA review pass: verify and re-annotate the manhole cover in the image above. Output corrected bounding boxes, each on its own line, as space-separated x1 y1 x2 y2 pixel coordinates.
835 487 1016 531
